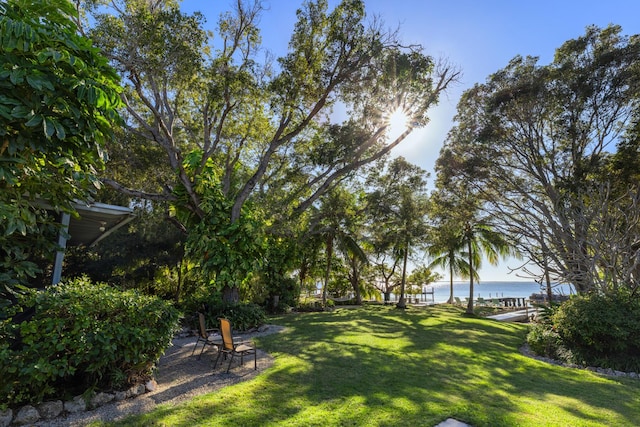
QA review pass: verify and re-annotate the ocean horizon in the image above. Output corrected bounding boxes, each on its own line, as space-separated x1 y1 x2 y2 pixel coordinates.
407 280 575 304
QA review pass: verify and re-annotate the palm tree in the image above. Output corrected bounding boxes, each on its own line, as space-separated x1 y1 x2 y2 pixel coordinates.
307 186 367 307
462 221 516 314
365 157 430 309
426 226 475 304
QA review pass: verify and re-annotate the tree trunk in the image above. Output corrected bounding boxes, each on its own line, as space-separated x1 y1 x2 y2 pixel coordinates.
384 291 391 303
322 235 333 307
448 259 454 304
222 285 239 303
397 245 409 309
545 260 553 304
466 239 474 314
350 258 363 304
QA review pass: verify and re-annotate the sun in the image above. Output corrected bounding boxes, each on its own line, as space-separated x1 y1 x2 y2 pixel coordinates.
386 107 410 140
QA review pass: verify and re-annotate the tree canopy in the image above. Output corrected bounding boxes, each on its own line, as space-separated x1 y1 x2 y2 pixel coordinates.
84 0 458 296
437 25 640 294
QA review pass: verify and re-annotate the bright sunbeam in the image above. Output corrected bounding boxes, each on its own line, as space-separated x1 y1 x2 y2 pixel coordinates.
387 107 410 141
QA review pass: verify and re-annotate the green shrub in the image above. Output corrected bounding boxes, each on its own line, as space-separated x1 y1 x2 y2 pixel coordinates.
295 297 334 312
192 297 266 332
526 322 563 359
0 277 180 408
553 293 640 371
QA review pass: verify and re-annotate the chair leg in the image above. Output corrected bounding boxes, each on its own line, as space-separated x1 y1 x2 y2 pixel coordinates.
191 339 200 357
214 349 223 369
198 342 208 360
226 353 235 373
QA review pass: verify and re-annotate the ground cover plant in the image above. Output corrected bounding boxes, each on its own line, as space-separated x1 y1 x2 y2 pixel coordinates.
107 305 640 426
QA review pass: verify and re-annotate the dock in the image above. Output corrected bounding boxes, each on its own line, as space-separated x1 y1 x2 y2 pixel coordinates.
486 307 537 323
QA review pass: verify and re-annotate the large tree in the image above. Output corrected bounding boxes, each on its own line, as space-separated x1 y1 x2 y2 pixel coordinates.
439 25 640 294
85 0 459 299
0 0 122 310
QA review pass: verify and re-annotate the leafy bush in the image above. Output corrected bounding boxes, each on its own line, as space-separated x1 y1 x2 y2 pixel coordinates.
0 277 180 408
526 322 563 359
295 297 334 312
189 296 266 332
552 293 640 371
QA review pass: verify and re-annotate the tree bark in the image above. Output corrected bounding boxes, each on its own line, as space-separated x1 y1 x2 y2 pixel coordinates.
466 238 475 314
396 245 409 309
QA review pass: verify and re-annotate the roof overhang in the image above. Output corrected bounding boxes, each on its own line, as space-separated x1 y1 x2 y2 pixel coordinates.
68 201 135 247
48 200 136 284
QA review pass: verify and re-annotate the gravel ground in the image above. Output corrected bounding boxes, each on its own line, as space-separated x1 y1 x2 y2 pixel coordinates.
36 325 286 426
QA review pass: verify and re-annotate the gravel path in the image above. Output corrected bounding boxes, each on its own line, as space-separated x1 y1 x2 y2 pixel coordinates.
36 325 286 426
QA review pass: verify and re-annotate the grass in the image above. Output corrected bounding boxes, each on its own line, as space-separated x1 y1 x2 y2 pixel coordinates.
107 305 640 426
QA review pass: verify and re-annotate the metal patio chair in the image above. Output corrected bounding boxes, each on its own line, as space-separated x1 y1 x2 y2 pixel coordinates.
214 318 257 373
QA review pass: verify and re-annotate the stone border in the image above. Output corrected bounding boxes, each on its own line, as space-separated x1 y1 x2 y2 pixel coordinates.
520 344 640 379
1 381 157 427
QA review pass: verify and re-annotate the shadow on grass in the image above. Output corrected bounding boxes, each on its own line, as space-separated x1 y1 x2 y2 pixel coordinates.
112 305 640 427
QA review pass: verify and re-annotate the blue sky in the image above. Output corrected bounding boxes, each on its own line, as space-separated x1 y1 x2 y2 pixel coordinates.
180 0 640 280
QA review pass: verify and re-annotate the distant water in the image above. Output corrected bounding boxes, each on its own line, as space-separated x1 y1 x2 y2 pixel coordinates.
405 281 575 304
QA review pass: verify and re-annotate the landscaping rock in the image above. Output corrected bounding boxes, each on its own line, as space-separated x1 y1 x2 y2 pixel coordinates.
64 395 87 414
91 392 115 408
129 384 146 397
114 389 130 401
0 409 12 427
145 379 158 392
37 400 63 420
13 405 39 425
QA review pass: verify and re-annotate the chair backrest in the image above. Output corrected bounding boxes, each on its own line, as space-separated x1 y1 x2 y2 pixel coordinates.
198 313 208 339
219 318 235 351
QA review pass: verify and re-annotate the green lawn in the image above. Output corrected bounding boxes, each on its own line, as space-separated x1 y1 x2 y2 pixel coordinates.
110 305 640 426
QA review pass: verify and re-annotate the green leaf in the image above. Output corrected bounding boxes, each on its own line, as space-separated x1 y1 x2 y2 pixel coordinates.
9 68 25 85
10 105 31 119
24 114 43 127
43 118 55 138
53 120 66 139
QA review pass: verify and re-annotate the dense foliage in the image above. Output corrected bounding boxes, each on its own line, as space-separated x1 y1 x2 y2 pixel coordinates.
0 277 180 408
0 0 122 311
527 294 640 372
186 296 266 332
83 0 457 300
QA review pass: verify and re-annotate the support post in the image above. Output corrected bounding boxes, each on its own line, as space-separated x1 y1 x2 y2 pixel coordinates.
52 212 70 285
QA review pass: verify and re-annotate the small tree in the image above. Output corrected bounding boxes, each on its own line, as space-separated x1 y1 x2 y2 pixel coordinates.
0 0 122 311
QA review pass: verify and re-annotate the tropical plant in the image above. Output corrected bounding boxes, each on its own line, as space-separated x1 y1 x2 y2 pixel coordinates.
426 218 472 304
0 277 180 408
306 185 367 307
365 157 430 309
0 0 122 313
